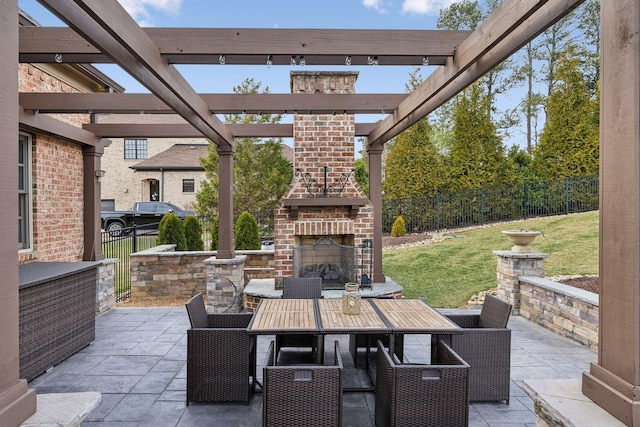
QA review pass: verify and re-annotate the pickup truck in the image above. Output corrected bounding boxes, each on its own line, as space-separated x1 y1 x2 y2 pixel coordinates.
101 201 195 235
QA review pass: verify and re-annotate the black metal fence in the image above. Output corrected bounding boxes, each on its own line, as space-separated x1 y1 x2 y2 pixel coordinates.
102 175 598 299
101 223 161 301
382 175 599 233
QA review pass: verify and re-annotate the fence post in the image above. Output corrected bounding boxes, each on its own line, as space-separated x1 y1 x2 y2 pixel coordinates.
480 189 485 225
132 225 137 253
565 177 570 215
523 182 528 220
436 194 442 231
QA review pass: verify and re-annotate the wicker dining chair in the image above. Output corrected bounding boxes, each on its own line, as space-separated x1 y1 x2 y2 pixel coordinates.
436 294 513 404
263 340 343 427
185 293 255 405
375 339 470 427
276 277 323 362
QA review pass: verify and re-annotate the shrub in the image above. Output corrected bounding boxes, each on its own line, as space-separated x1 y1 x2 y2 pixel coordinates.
183 216 204 251
391 215 407 237
157 212 187 251
210 217 219 251
235 212 260 250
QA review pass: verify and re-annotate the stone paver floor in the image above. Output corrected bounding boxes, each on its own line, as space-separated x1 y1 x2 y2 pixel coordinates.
28 306 597 426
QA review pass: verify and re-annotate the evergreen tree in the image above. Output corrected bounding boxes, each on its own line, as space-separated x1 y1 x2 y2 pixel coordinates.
157 212 187 251
533 45 599 179
183 216 204 251
383 118 445 199
449 83 514 190
235 212 260 250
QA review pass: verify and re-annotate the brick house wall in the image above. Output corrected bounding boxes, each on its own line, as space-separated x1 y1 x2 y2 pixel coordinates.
19 63 90 264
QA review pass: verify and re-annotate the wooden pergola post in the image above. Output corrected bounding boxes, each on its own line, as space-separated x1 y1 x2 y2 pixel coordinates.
367 141 385 284
0 0 37 425
216 143 236 259
582 1 640 425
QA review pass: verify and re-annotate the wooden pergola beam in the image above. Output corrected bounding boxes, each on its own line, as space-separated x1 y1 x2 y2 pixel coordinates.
19 93 407 115
82 122 378 138
38 0 234 147
368 0 584 146
19 26 471 66
19 106 102 146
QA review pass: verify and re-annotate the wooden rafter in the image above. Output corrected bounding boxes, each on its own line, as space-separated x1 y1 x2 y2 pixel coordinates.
19 106 102 146
19 93 407 115
38 0 234 147
367 0 585 146
19 26 471 66
82 123 378 138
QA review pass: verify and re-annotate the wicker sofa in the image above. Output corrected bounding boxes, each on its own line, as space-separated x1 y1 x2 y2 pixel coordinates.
185 293 255 404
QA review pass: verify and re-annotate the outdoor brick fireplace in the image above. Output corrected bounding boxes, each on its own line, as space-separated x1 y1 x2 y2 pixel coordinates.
273 71 374 288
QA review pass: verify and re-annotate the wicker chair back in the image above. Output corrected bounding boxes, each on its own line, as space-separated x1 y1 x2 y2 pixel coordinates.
478 295 512 328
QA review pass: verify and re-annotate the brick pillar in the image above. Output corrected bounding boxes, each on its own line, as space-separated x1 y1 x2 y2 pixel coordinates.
493 250 547 315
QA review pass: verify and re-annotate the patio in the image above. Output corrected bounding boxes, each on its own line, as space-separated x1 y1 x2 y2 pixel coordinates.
28 305 598 427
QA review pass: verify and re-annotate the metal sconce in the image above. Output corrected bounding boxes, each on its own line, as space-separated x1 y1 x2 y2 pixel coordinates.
95 170 106 182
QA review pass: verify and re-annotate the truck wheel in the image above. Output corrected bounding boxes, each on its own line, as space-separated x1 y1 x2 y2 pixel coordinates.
106 221 124 237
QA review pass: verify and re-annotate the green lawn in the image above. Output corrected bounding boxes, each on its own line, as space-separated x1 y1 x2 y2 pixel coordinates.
382 210 599 308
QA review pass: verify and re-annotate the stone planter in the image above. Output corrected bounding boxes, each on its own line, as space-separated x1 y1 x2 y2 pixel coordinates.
502 230 541 253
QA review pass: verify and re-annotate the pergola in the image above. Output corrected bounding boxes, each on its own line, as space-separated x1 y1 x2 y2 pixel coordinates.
3 0 640 426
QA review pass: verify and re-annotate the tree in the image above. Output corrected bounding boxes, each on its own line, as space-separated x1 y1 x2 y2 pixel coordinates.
354 156 369 197
156 212 187 251
196 78 293 226
183 216 204 251
449 83 514 190
383 68 446 199
235 212 260 250
383 118 445 198
533 45 599 179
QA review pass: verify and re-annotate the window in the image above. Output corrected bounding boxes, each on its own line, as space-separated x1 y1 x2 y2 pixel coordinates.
124 138 147 159
19 133 32 251
183 179 195 193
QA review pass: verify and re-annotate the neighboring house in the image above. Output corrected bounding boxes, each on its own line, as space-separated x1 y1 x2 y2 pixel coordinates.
98 114 208 211
18 11 123 265
99 113 294 212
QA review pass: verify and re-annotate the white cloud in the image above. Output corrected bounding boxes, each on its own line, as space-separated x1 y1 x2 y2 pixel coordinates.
362 0 389 14
118 0 182 26
401 0 459 15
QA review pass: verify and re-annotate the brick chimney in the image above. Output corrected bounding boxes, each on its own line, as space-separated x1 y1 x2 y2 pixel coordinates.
273 71 374 287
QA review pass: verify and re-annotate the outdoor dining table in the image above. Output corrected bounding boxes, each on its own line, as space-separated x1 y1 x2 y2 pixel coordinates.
246 297 463 391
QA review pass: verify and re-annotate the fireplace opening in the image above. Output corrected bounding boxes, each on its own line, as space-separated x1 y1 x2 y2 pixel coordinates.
292 236 357 290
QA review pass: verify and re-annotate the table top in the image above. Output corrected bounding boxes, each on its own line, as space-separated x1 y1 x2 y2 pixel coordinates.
247 299 318 334
371 299 461 334
317 299 388 332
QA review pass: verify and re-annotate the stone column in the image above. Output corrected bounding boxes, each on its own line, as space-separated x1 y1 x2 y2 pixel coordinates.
0 1 37 424
204 255 247 313
582 2 640 425
494 250 547 315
